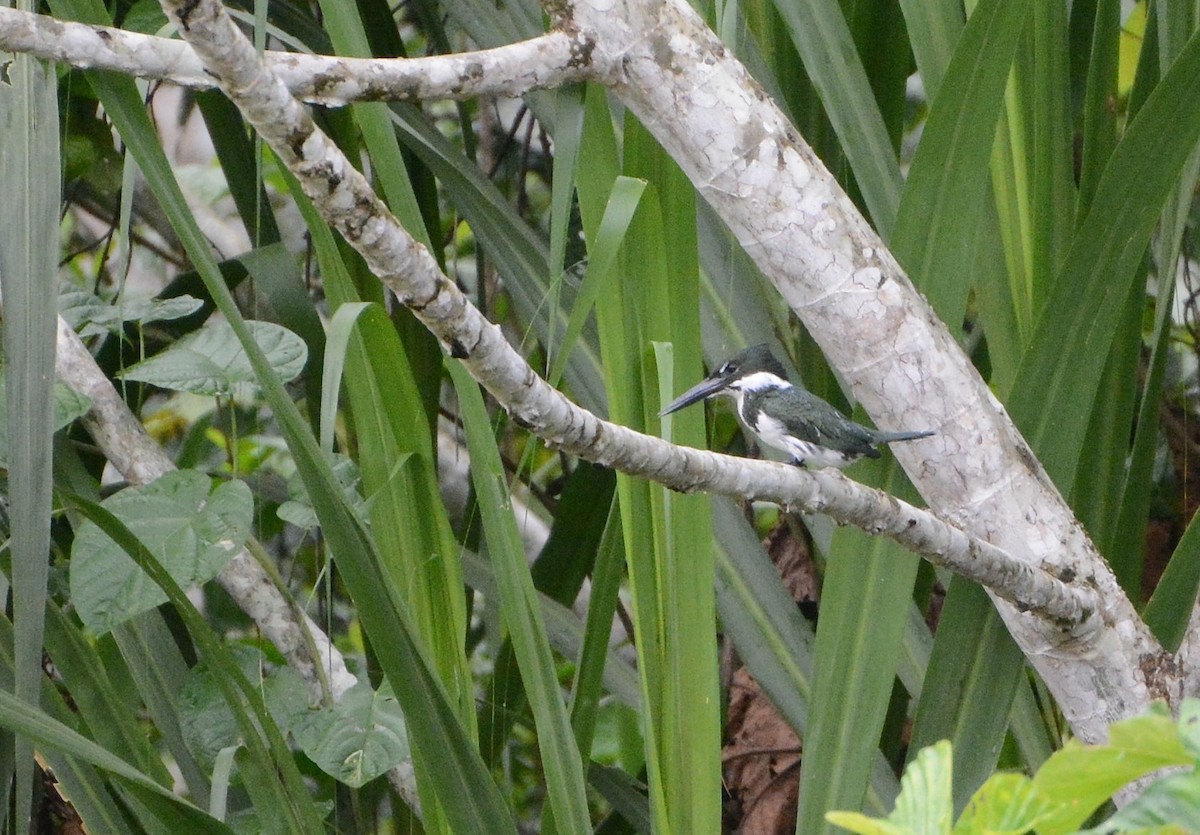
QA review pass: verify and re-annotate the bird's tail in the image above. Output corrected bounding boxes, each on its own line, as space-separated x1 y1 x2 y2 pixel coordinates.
873 429 935 444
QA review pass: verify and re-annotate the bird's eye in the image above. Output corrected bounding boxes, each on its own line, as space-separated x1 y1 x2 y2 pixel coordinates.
720 362 736 374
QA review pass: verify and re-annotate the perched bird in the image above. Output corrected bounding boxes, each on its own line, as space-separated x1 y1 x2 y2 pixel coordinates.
659 344 934 469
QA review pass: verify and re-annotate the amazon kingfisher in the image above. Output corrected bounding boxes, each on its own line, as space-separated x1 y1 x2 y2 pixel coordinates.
659 344 934 469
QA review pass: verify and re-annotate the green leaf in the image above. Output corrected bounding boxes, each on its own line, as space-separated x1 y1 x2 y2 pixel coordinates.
0 687 233 834
822 812 912 835
288 681 410 788
711 498 900 814
797 471 921 835
1079 771 1199 834
547 176 646 388
319 302 373 453
70 471 252 634
1142 492 1200 650
0 42 61 830
117 320 307 396
896 0 962 100
277 453 371 533
0 378 92 468
891 0 1031 327
1032 703 1192 834
953 773 1056 834
176 661 244 770
59 292 205 337
60 490 325 833
0 612 149 832
908 579 1026 814
767 0 902 233
826 741 952 835
386 102 607 412
457 547 641 711
891 740 954 834
451 362 592 832
1008 24 1200 489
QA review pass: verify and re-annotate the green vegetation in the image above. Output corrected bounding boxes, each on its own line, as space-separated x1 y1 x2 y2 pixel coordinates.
1 0 1199 832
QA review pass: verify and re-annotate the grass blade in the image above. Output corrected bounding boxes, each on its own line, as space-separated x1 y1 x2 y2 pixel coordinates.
451 363 592 832
0 42 59 831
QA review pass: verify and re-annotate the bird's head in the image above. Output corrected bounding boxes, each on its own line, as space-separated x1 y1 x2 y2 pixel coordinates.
659 344 791 416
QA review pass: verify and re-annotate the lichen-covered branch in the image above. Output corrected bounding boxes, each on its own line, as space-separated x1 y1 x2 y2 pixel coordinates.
0 6 611 105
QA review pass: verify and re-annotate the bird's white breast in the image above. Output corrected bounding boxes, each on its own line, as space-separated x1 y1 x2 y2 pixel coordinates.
750 412 853 468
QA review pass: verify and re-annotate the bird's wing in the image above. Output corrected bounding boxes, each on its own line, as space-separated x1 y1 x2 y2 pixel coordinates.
789 390 879 456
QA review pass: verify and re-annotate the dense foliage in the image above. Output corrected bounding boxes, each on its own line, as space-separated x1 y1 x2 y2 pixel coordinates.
2 0 1200 833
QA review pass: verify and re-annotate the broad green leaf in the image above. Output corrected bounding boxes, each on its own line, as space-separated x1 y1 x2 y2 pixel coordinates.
176 661 244 770
117 320 307 396
59 292 205 337
953 773 1056 834
1075 702 1200 834
183 662 407 790
0 378 91 467
70 471 252 634
61 491 325 833
827 741 953 835
276 454 372 532
1176 699 1200 760
1033 703 1192 834
822 813 912 835
1077 770 1198 834
895 740 953 833
288 681 409 788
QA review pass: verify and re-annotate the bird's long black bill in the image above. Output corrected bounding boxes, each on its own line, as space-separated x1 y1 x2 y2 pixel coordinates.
659 376 728 416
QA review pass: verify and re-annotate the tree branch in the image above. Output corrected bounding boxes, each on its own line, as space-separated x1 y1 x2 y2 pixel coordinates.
0 6 610 105
147 0 1100 636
